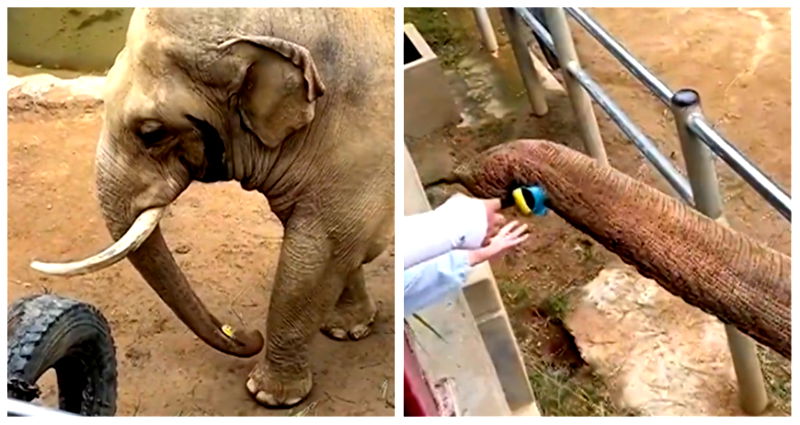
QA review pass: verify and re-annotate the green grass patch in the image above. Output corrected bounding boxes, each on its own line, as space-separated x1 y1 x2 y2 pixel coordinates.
542 292 571 321
757 345 791 415
404 8 473 69
528 361 636 416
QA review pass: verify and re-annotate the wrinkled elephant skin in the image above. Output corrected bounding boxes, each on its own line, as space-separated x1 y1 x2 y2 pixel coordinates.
40 8 393 407
456 139 790 359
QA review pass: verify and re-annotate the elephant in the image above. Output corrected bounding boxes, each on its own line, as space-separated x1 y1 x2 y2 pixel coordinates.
455 139 790 358
31 8 394 407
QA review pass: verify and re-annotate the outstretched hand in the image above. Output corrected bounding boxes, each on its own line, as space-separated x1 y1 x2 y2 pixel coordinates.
469 220 529 265
482 198 505 244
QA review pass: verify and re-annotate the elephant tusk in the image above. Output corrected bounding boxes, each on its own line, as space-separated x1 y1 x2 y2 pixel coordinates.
30 207 166 276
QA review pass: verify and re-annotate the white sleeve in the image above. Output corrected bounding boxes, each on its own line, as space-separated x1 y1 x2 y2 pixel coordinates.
403 194 488 269
404 250 472 316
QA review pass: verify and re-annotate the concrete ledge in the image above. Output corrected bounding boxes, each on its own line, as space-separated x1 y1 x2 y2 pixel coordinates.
8 73 105 113
464 264 540 415
404 23 460 138
405 145 512 416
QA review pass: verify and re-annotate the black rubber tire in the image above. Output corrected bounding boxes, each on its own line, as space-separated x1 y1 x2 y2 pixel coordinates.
7 294 117 416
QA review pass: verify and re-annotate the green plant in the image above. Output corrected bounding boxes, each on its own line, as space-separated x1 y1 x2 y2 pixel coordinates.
404 8 472 69
542 292 570 320
528 361 634 416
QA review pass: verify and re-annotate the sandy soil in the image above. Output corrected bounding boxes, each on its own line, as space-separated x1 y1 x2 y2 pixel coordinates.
406 7 789 415
574 8 790 250
7 105 395 416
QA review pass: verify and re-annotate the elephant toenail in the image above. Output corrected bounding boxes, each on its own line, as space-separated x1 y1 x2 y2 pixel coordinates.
331 328 347 339
246 378 258 394
350 324 371 339
256 391 278 406
286 397 302 405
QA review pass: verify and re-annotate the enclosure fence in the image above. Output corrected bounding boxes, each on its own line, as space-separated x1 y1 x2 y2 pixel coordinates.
500 7 791 415
7 399 76 417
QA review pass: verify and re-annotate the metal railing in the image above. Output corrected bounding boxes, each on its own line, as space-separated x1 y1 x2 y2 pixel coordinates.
502 7 790 415
516 7 791 221
7 399 77 417
566 7 791 221
516 8 694 202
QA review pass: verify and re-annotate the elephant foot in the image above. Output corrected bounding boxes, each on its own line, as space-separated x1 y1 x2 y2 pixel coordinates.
320 298 377 341
246 362 312 408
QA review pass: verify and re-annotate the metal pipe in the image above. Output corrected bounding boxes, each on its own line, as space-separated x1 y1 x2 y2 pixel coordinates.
517 7 691 201
565 7 673 104
688 117 791 221
725 324 770 415
671 89 768 416
7 399 77 417
500 8 548 116
568 62 693 202
473 8 499 56
671 90 722 216
566 7 790 221
516 8 554 52
516 8 780 414
545 8 608 166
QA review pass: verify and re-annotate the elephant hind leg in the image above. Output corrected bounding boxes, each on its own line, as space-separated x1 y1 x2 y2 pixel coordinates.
321 266 377 341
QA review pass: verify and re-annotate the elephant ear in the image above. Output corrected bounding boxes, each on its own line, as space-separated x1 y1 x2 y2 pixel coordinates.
219 35 326 148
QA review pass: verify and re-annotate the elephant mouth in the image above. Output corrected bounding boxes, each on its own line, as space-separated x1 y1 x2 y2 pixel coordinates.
30 207 165 276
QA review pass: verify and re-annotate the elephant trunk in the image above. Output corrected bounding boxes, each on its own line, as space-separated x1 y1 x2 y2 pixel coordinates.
94 151 263 358
456 139 791 359
125 226 264 357
32 142 263 358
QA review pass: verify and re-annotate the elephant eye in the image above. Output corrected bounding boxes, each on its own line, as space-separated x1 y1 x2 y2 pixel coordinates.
136 119 170 147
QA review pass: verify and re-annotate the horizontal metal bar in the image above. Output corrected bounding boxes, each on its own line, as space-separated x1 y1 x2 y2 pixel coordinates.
7 399 77 417
517 8 693 202
688 117 791 221
565 62 694 203
516 8 555 52
565 7 673 104
528 7 791 220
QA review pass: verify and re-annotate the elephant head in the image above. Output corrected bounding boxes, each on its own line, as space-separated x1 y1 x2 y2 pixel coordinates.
30 9 330 358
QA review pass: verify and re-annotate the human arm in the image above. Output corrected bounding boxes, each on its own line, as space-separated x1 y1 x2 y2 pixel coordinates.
403 195 503 269
404 221 530 316
404 250 471 317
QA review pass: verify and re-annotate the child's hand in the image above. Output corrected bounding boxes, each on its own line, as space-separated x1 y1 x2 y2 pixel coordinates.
483 198 505 244
469 221 529 265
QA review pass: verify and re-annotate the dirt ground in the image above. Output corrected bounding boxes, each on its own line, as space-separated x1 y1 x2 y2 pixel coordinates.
406 7 790 415
6 99 395 415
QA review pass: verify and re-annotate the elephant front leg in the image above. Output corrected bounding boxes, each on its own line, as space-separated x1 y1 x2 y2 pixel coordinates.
246 223 345 407
321 267 377 341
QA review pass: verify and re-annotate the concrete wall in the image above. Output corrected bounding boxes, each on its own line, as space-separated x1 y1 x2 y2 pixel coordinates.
8 8 133 74
404 23 460 138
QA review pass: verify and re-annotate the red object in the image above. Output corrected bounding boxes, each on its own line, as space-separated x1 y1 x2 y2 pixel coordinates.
404 330 440 416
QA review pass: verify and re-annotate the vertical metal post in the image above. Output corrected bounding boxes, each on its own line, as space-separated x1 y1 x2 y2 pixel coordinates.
500 8 548 116
545 8 608 166
671 89 768 416
473 8 499 56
